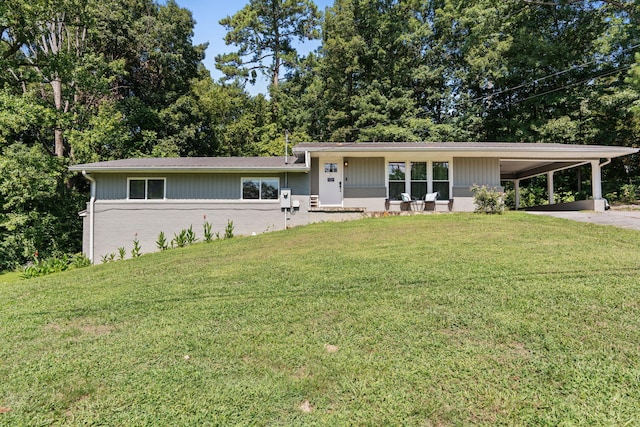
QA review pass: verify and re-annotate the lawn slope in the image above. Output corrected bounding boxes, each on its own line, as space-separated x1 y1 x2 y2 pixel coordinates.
1 213 639 426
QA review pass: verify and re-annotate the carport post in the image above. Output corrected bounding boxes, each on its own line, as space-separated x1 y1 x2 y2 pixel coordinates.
547 172 554 205
514 179 520 210
591 160 602 200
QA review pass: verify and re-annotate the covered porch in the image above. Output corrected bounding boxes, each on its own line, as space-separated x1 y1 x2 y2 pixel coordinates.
501 159 610 212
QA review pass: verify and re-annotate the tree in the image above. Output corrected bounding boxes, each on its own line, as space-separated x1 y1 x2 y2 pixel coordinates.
216 0 322 88
0 144 83 269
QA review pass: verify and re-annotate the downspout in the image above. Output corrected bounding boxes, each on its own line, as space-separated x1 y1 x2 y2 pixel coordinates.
82 170 96 263
600 158 612 168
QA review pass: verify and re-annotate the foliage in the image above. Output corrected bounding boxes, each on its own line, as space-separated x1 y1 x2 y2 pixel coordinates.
131 235 142 258
171 230 188 248
203 217 213 242
185 225 197 245
101 253 116 264
2 215 640 424
156 231 169 251
117 247 126 261
22 252 90 278
69 253 91 269
0 144 83 269
216 0 322 87
224 219 235 239
470 184 505 214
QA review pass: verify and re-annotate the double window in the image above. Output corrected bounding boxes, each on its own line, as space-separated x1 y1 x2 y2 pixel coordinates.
242 178 279 200
128 178 165 200
387 161 450 200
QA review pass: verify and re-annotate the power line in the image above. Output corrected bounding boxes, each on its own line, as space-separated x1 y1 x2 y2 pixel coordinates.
474 43 640 102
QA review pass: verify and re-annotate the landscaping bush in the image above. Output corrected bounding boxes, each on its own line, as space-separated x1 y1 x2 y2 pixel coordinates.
470 184 505 214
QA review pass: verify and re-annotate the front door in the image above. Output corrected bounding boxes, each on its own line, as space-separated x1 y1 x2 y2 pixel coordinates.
319 158 343 206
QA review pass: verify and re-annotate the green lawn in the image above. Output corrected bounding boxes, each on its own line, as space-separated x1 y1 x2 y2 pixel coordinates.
1 213 639 426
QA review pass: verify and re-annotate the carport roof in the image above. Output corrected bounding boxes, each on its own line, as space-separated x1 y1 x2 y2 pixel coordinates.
293 142 639 180
293 141 638 160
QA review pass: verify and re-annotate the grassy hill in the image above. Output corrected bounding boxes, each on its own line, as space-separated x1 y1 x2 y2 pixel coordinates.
1 213 639 426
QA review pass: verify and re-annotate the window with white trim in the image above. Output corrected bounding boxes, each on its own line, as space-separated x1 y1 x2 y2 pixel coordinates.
128 178 165 200
242 178 279 200
411 162 427 200
432 162 450 199
387 161 450 201
388 162 406 201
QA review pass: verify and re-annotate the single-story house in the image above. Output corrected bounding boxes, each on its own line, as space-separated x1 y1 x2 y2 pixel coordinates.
70 142 638 262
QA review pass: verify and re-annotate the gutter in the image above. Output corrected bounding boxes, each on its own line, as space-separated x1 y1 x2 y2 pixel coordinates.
82 170 96 263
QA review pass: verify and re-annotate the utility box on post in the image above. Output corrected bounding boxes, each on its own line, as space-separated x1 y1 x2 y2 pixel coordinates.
280 188 291 209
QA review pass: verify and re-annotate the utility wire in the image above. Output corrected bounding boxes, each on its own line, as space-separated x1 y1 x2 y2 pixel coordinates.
474 43 640 102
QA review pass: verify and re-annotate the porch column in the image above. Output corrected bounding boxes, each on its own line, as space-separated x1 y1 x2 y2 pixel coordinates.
514 179 521 210
547 172 554 205
591 160 602 200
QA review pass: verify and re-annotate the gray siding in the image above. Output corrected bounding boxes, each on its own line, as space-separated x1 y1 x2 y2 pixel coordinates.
286 172 310 195
344 157 385 187
453 158 500 187
95 172 309 200
343 157 385 200
310 157 319 195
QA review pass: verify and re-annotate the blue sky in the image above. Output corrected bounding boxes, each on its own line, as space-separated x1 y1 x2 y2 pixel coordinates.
170 0 334 95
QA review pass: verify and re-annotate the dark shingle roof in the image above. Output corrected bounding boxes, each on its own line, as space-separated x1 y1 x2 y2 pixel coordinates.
70 156 307 173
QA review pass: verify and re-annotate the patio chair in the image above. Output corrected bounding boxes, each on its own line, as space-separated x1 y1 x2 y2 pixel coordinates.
424 192 438 211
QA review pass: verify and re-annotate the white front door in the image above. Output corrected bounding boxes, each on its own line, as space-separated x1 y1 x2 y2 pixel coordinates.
319 158 343 206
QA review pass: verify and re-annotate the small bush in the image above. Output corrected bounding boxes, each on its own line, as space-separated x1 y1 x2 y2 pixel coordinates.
470 185 505 214
22 254 79 278
203 218 213 242
185 225 197 245
101 253 116 264
131 235 142 258
172 229 188 248
156 231 168 251
70 253 91 269
225 220 235 239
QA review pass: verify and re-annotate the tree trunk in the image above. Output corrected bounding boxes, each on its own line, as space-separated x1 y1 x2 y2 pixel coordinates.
51 77 65 157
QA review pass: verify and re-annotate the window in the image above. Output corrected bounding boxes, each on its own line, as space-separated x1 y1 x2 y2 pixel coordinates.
388 162 406 201
128 178 165 200
433 162 449 200
387 161 450 201
242 178 279 200
411 162 427 200
324 163 338 173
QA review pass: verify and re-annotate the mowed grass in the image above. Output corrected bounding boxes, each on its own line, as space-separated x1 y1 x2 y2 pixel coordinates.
1 213 640 426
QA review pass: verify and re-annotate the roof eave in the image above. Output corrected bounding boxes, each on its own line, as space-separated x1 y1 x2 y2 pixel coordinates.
69 166 310 173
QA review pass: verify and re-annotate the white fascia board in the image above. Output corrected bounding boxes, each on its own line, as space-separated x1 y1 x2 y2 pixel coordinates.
304 147 638 160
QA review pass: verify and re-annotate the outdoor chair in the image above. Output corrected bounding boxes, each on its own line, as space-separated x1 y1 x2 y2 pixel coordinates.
424 192 438 211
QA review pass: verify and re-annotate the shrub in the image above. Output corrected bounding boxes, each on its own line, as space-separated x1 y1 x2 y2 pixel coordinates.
70 253 91 269
172 229 188 248
225 220 235 239
131 234 142 258
203 217 213 242
470 185 505 214
156 231 168 251
22 253 86 278
185 225 197 245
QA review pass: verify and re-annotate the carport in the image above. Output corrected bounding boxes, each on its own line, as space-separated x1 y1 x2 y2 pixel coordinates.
499 145 638 212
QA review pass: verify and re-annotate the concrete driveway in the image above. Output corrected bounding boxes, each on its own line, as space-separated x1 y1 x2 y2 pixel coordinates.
527 207 640 231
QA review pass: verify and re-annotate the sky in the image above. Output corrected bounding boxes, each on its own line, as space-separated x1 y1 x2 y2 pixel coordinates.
169 0 334 95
